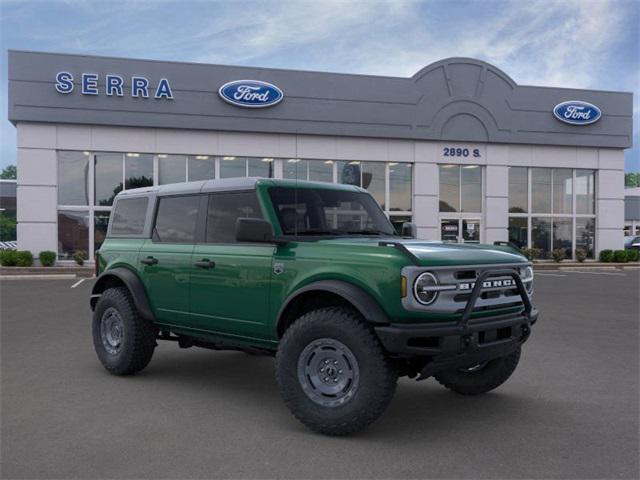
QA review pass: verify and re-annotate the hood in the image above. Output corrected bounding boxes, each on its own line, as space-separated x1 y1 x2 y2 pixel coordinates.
317 237 527 267
400 240 526 266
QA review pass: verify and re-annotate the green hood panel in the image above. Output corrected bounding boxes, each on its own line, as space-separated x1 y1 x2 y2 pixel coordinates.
316 238 526 267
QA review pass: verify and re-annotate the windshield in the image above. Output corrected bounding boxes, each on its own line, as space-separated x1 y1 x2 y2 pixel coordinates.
268 186 396 237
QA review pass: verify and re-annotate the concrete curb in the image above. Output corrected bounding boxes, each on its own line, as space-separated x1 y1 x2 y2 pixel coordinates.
0 274 80 280
0 267 94 277
533 262 639 270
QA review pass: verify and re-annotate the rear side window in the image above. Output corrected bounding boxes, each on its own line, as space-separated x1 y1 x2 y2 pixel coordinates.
206 192 263 243
153 195 200 243
110 197 148 236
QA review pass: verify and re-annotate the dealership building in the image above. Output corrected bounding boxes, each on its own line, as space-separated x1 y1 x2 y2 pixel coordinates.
7 50 633 261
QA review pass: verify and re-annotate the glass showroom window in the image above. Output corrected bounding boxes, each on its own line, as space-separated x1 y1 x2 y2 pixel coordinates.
59 151 160 261
157 155 215 184
438 165 482 243
220 156 274 179
508 167 596 259
285 159 413 232
284 159 333 183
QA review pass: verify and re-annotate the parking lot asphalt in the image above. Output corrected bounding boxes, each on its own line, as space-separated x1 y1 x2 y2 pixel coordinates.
1 271 639 479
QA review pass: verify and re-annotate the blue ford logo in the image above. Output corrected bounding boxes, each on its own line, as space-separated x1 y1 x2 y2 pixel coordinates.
218 80 283 108
553 100 601 125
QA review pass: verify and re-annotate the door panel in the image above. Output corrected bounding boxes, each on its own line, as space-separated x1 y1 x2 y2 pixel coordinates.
139 194 201 326
189 244 274 338
139 239 194 325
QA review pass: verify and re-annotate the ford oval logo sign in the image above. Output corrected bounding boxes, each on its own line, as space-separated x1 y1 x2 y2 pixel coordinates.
553 100 601 125
218 80 283 108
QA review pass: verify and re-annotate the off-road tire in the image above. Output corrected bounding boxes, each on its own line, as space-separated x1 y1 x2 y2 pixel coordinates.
434 347 521 395
92 287 157 375
275 307 398 436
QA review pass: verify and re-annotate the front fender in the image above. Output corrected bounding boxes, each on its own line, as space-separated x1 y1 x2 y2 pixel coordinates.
276 279 391 335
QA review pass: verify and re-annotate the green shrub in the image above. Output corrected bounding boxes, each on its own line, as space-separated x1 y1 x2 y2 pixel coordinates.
39 250 57 267
15 250 34 267
73 250 87 266
0 249 18 266
599 249 614 262
574 249 587 262
551 249 565 263
613 250 628 263
521 247 542 261
626 249 639 262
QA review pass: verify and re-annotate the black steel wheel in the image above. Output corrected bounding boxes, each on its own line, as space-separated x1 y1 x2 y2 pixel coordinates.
276 307 397 436
435 348 521 395
92 287 157 376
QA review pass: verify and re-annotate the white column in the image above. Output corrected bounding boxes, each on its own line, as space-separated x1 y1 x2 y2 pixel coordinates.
484 165 509 244
595 149 625 253
413 142 439 240
16 123 58 257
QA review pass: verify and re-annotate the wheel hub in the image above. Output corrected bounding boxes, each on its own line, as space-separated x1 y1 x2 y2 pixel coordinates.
100 307 124 355
297 338 360 407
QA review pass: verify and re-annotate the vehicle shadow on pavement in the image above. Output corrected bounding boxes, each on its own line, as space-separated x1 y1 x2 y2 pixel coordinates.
102 345 558 441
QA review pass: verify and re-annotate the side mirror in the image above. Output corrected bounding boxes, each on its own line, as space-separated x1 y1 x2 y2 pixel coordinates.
401 222 417 238
236 218 276 243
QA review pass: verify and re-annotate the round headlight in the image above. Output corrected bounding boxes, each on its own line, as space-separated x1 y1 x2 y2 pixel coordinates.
414 272 439 305
523 266 534 294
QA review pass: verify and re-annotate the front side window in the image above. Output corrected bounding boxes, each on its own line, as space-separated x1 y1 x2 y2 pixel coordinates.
110 197 148 236
268 187 395 237
153 195 200 243
206 192 263 243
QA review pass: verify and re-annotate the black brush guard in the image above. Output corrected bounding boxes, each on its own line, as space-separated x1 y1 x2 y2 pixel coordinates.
374 268 538 380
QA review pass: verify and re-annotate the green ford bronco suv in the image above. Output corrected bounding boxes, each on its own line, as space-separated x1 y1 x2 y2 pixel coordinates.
91 177 537 435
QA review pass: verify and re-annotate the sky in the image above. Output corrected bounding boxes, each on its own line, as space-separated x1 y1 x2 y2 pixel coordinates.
0 0 638 172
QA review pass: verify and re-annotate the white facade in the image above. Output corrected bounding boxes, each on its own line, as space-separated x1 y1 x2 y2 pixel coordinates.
16 122 625 260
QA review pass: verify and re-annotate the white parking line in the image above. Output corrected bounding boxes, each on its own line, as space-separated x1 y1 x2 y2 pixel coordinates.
70 278 86 288
568 270 626 276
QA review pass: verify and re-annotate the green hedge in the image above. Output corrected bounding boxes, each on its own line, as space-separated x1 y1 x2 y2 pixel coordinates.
613 250 628 263
15 250 34 267
0 249 17 266
627 249 639 262
599 249 614 262
551 249 565 263
0 250 35 267
39 250 57 267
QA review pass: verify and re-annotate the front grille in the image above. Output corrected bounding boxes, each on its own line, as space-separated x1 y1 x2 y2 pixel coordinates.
403 264 532 314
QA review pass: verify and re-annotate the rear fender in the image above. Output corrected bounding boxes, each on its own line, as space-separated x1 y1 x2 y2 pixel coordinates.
90 267 154 321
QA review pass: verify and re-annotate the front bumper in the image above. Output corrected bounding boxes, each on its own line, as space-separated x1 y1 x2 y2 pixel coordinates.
375 267 538 379
375 309 537 378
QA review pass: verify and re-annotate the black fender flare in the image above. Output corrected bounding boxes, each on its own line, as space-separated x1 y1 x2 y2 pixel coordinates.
90 267 154 321
276 280 390 336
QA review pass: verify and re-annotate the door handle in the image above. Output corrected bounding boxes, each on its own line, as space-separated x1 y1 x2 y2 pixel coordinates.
140 256 159 265
194 259 215 269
